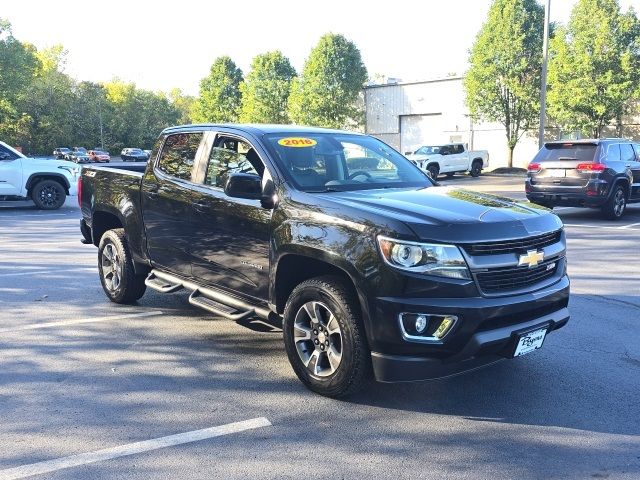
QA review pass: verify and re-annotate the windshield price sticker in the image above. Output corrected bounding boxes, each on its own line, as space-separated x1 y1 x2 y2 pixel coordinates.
278 137 317 148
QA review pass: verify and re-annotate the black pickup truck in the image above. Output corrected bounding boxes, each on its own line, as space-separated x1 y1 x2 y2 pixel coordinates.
79 124 570 397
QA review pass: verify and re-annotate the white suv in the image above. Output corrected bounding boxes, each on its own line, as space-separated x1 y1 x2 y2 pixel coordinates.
0 141 79 209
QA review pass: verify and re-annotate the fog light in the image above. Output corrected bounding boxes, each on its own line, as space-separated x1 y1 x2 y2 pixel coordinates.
399 313 458 343
433 316 456 339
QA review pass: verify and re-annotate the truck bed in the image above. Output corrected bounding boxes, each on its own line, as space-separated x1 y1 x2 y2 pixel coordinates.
80 163 147 261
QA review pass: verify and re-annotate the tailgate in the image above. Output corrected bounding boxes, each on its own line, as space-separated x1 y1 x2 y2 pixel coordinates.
531 143 598 187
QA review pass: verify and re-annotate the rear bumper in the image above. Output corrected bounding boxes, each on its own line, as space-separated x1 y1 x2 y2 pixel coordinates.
525 178 609 207
372 307 569 382
526 191 606 207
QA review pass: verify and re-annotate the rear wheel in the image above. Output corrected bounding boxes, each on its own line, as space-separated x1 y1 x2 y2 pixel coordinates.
98 228 147 303
601 185 626 220
470 160 483 177
31 179 66 210
426 164 440 180
283 276 370 398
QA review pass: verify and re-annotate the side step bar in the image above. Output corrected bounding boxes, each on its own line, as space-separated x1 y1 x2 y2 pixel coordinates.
145 269 270 320
189 290 255 321
145 272 184 293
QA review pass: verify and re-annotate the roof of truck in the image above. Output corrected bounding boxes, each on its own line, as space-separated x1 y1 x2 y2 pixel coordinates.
161 123 364 136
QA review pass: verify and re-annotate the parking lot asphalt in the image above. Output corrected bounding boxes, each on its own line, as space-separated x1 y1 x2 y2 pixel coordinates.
0 175 639 479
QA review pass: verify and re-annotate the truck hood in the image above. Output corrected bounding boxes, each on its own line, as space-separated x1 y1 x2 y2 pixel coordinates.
322 186 563 243
405 153 439 162
22 157 79 171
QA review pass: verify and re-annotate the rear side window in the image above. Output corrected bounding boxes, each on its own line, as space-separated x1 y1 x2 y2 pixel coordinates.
157 133 203 181
532 143 597 162
603 143 621 162
620 143 635 163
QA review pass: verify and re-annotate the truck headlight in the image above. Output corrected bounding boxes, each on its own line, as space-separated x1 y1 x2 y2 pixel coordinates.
377 236 471 279
58 165 80 177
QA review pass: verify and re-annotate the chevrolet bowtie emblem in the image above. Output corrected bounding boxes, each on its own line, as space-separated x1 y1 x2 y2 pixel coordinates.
518 249 544 268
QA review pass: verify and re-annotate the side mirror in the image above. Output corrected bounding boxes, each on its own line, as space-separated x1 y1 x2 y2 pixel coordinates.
224 172 262 200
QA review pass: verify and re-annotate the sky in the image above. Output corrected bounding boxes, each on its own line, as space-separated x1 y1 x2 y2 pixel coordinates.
2 0 639 95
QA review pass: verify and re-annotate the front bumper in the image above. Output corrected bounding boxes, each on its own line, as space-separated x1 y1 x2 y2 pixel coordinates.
369 275 570 382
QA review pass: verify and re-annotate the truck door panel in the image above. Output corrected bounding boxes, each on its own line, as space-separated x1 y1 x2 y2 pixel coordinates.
188 134 271 300
141 132 205 277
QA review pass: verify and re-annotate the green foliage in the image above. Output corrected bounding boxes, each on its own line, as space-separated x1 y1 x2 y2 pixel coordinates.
168 88 195 125
239 51 296 124
192 56 243 123
464 0 544 166
288 33 367 129
547 0 640 137
0 18 39 140
0 19 187 155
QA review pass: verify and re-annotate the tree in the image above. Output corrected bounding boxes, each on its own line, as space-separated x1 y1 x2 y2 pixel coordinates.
239 51 296 124
464 0 544 167
168 88 195 125
192 56 243 123
288 34 367 129
548 0 640 138
0 18 39 142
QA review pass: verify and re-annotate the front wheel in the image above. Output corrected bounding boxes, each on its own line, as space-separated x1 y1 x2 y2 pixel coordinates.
601 185 626 220
31 179 66 210
283 276 370 398
426 164 440 180
98 228 147 303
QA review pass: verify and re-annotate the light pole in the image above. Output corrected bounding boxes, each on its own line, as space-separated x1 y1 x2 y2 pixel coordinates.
539 0 551 148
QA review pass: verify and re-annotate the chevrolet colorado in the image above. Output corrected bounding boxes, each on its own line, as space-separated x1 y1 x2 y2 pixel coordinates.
79 124 570 397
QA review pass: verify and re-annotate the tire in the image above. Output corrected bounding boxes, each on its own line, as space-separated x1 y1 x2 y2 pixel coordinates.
470 160 483 177
426 164 440 180
98 228 147 303
601 185 626 220
31 179 66 210
283 275 371 398
445 172 455 178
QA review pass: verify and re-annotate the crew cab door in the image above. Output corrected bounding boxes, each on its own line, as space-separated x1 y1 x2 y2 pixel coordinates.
141 131 206 277
450 144 469 171
187 131 272 301
0 145 23 196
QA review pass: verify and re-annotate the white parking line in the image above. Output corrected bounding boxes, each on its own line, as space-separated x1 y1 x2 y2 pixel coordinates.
0 417 271 480
0 311 163 333
563 223 640 230
0 270 54 277
619 222 640 229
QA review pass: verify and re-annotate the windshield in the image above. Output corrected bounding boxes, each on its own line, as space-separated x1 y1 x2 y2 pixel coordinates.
130 149 143 154
263 133 432 192
415 146 443 155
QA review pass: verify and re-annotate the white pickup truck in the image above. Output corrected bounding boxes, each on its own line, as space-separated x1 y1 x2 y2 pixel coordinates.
0 140 79 209
405 143 489 179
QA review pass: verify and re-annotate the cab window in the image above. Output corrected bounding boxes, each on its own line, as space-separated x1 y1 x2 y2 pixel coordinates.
204 135 264 189
157 133 203 181
0 144 19 161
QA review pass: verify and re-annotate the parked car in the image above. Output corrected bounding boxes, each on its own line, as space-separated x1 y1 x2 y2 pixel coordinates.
120 148 149 162
66 147 91 163
526 139 640 219
406 143 489 179
0 140 79 209
53 147 71 159
88 150 111 163
79 124 570 398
